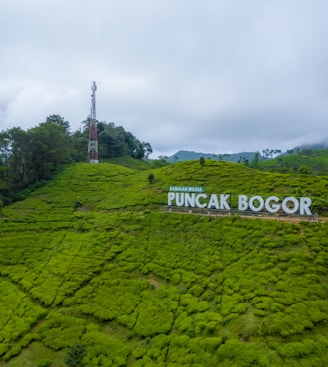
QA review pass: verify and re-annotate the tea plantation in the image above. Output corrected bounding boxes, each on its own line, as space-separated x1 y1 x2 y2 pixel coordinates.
0 160 328 366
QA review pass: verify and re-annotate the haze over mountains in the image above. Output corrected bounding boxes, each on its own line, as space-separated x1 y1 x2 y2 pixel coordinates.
167 150 260 163
167 142 328 163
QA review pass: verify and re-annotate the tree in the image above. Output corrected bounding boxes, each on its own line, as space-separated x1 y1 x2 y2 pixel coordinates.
6 127 31 191
46 114 70 135
0 131 10 165
252 152 260 168
199 156 205 166
142 142 153 158
29 121 72 182
242 157 249 166
148 173 155 184
299 165 309 175
0 131 11 197
93 121 152 160
71 130 88 162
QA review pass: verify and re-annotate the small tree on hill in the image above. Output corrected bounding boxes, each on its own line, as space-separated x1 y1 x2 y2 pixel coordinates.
252 151 260 168
148 173 155 184
199 156 205 166
299 165 309 175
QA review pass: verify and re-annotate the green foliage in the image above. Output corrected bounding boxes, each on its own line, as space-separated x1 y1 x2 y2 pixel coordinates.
107 156 153 170
252 151 260 167
96 121 152 160
259 148 328 175
0 161 328 365
0 279 46 358
38 358 52 367
37 312 86 351
299 164 309 174
134 286 179 336
82 330 130 366
147 172 155 184
64 343 87 367
0 118 152 204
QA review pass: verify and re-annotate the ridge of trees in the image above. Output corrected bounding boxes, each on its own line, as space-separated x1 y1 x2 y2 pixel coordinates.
0 115 152 204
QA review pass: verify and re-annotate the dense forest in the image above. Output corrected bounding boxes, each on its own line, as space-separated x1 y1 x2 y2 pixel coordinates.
0 115 152 204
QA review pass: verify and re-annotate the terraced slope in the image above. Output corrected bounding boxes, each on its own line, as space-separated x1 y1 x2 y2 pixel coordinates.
0 161 328 366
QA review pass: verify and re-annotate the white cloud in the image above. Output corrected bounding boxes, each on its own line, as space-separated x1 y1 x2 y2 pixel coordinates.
1 0 328 157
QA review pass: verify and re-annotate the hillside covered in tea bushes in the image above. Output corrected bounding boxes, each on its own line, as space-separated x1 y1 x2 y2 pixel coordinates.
258 148 328 175
0 160 328 366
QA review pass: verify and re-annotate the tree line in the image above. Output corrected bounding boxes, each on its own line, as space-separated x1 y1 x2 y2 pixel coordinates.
0 115 152 204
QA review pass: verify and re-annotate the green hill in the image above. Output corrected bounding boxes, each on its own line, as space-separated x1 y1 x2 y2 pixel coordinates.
258 149 328 175
1 161 328 366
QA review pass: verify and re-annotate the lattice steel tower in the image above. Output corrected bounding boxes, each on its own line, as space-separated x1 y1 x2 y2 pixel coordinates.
88 81 99 163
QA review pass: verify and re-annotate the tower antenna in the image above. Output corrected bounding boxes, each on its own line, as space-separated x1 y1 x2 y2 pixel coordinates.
87 81 99 163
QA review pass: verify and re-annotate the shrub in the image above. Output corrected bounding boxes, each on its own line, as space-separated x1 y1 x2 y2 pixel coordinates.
74 200 83 210
299 165 309 174
147 173 155 184
64 343 87 367
38 359 52 367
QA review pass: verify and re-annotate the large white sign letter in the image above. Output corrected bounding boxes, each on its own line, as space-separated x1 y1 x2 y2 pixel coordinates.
238 195 248 211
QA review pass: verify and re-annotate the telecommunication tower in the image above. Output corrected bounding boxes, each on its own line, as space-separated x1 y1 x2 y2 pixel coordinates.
87 81 99 163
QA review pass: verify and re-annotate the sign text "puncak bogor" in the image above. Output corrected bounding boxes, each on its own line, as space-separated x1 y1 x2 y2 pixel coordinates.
167 187 312 215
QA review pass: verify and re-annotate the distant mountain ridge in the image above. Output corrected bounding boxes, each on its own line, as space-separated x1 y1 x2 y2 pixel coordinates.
167 150 263 163
168 143 328 163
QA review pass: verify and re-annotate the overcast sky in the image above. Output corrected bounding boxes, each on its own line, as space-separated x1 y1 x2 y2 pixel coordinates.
1 0 328 158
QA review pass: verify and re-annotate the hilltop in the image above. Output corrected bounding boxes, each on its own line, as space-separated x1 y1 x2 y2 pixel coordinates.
167 150 261 163
258 148 328 176
167 147 328 176
0 161 328 366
